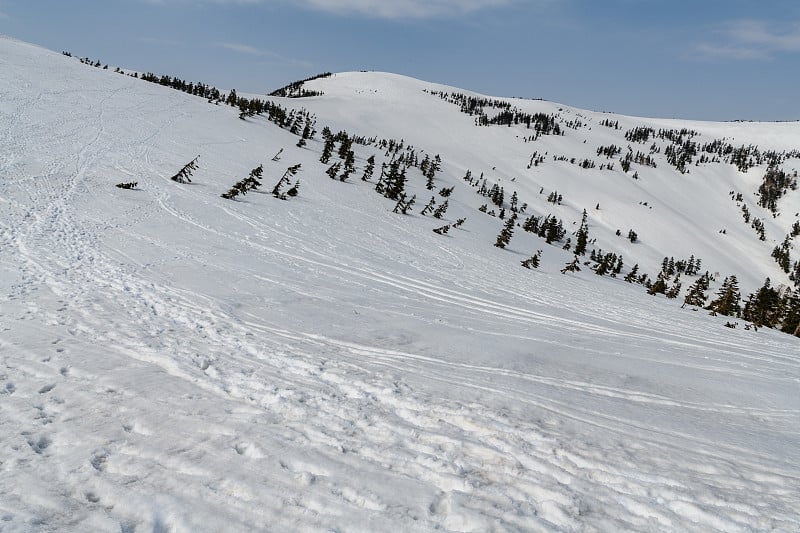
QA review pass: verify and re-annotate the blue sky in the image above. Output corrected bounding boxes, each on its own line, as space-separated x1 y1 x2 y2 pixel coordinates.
2 0 800 121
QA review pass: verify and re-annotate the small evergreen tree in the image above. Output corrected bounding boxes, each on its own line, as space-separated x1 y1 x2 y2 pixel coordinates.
361 155 376 181
320 137 335 164
432 199 449 219
494 213 517 248
648 271 669 296
521 250 542 269
682 274 709 308
624 264 640 283
170 156 200 184
420 196 437 216
706 275 741 317
326 162 342 180
561 256 581 274
575 209 589 255
665 275 682 299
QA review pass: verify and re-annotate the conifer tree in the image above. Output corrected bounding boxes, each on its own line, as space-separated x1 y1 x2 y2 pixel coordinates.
594 256 610 276
170 156 200 184
320 137 335 164
383 160 407 200
561 256 581 274
742 278 783 327
648 271 669 296
665 275 682 299
624 264 640 283
575 209 589 255
361 155 375 181
432 199 449 219
682 274 709 308
521 250 542 269
326 162 342 180
392 194 416 215
438 186 454 198
420 196 437 216
780 289 800 336
494 213 517 248
271 164 301 199
706 275 741 317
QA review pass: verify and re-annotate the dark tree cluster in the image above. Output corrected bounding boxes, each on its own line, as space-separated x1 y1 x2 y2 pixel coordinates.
590 250 624 277
699 140 800 173
619 150 657 173
115 181 138 190
772 237 793 274
599 118 620 129
757 166 798 214
425 90 561 136
268 72 332 98
139 72 223 101
741 278 791 329
596 144 622 158
659 255 703 277
527 152 546 168
522 213 567 244
375 158 408 200
751 217 766 241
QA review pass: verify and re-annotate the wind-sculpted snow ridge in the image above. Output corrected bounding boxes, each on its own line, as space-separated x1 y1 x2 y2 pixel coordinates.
0 36 799 532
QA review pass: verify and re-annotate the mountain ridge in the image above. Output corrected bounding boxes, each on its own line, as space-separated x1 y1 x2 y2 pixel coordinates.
1 35 798 532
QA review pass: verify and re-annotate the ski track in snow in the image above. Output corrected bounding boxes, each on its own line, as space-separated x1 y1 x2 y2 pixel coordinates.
1 37 799 532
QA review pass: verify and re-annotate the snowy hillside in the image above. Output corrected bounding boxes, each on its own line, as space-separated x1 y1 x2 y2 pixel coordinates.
1 35 799 532
290 71 800 294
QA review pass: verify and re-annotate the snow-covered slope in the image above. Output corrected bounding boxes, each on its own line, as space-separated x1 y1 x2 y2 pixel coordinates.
1 35 799 532
292 71 800 293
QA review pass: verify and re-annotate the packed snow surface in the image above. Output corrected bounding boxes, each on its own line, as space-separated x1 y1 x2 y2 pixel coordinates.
1 36 799 532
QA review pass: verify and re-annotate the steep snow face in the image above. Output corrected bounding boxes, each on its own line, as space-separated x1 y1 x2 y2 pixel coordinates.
1 36 799 533
298 71 800 293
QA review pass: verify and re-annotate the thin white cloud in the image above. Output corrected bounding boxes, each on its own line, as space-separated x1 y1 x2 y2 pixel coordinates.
144 0 515 18
723 19 800 52
0 10 9 19
217 42 313 68
303 0 512 18
219 42 267 56
693 43 768 61
695 19 800 60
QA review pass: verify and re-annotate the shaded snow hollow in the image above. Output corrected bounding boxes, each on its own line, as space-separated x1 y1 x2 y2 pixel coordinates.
0 36 799 532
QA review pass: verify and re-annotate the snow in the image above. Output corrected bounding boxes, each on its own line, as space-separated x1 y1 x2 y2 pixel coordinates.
0 35 799 532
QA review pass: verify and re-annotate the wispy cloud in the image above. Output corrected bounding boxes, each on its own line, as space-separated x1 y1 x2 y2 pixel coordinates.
219 42 266 56
0 10 9 20
144 0 515 18
302 0 513 18
695 19 800 60
217 42 313 68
